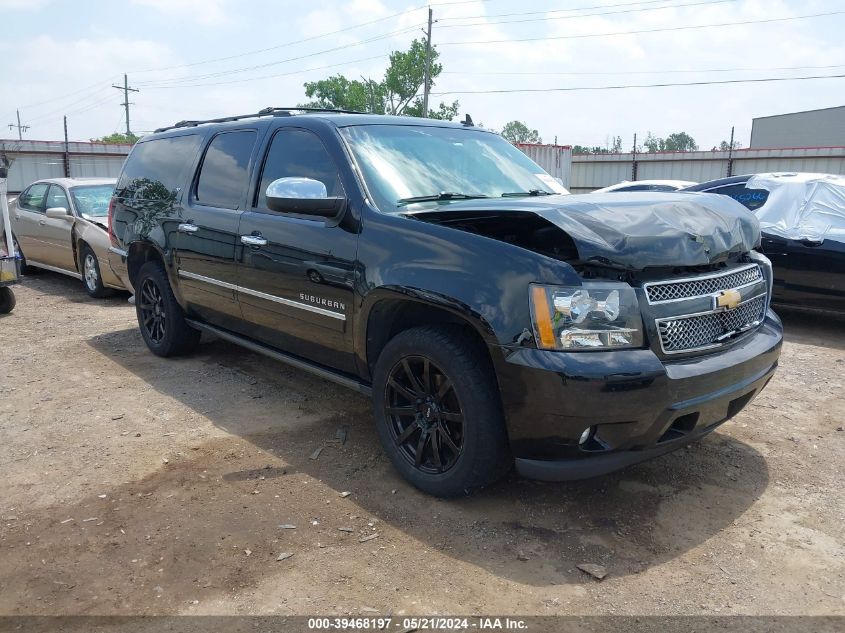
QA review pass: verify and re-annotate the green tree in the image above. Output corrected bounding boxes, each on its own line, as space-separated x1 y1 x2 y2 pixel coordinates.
93 132 139 145
644 131 698 152
501 120 542 144
716 139 743 151
302 38 459 120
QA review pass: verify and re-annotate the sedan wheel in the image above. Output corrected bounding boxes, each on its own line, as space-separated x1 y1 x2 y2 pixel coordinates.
83 253 99 293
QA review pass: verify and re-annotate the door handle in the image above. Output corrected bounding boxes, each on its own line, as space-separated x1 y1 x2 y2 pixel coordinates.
39 220 46 226
241 234 268 247
178 223 199 234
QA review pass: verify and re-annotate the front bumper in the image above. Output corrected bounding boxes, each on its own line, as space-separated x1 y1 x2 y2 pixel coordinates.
496 311 783 481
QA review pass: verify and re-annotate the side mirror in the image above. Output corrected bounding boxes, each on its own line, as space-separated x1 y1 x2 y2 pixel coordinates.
46 207 71 219
265 177 346 218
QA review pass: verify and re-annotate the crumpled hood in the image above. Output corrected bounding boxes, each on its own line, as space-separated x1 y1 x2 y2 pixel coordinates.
411 191 761 270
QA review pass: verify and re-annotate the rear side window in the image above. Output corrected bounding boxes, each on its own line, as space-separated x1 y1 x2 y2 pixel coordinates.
195 130 257 210
18 183 49 212
116 134 202 203
707 184 770 211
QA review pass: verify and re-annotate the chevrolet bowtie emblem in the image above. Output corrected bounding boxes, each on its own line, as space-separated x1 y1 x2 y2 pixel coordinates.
716 289 742 310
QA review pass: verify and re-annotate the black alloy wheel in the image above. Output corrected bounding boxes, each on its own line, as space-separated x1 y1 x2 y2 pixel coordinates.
372 326 511 497
138 277 166 344
133 260 200 357
384 355 465 474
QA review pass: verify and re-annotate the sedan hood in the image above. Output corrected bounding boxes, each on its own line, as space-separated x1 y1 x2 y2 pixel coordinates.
408 192 760 270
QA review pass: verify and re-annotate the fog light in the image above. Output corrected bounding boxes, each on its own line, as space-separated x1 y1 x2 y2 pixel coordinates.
579 426 594 445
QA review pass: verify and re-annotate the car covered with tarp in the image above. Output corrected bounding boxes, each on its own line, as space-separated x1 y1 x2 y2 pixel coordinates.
684 173 845 315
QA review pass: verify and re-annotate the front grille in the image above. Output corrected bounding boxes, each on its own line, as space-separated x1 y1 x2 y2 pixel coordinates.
645 264 762 303
657 295 767 354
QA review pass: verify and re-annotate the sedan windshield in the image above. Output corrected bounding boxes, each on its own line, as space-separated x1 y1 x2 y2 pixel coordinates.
339 124 567 213
70 185 114 218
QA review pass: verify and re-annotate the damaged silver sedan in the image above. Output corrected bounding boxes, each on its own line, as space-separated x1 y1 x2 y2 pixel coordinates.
10 177 125 297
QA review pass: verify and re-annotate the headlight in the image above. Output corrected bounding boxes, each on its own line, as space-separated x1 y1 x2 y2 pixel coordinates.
530 283 644 351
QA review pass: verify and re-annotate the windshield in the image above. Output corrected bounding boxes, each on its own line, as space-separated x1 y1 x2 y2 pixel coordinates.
70 184 114 218
339 124 567 213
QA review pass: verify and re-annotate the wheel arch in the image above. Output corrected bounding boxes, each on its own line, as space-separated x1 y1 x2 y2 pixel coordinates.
360 289 501 383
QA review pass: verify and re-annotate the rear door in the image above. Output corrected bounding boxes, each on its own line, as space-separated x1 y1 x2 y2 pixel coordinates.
36 184 77 271
11 183 49 261
175 129 260 329
235 126 358 373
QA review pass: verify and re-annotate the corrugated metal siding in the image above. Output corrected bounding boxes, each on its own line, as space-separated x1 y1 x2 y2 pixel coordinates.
516 144 572 189
0 139 131 192
569 146 845 192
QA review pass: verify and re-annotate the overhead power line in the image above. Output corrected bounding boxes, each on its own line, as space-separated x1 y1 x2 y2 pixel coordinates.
438 10 845 45
135 24 423 87
438 0 692 21
431 73 845 95
442 63 845 77
437 0 735 29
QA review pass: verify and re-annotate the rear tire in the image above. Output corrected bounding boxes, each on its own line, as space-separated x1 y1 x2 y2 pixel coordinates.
80 244 113 298
0 287 15 314
372 326 511 497
135 260 200 357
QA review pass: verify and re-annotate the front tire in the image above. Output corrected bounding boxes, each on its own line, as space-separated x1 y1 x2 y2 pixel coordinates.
0 287 15 314
80 244 113 298
372 326 511 497
135 260 200 357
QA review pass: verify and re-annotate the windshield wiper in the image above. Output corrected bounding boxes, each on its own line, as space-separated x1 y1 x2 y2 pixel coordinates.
500 189 553 197
396 192 491 206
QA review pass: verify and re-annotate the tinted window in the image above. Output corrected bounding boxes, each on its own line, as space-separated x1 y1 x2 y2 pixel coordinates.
18 183 49 212
46 185 70 211
707 184 770 211
195 130 257 210
116 134 202 204
257 129 344 209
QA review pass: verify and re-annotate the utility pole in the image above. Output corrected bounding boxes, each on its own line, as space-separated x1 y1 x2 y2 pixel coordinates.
63 116 71 178
112 74 139 137
726 125 735 177
7 110 29 140
631 133 638 181
422 7 433 118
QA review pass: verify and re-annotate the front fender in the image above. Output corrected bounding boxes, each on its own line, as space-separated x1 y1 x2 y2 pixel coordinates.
355 209 581 362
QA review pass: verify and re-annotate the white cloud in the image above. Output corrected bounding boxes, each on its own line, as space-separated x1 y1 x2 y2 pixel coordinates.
130 0 232 27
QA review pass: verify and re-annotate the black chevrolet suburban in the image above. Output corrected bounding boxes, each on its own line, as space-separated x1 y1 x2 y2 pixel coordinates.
107 108 783 496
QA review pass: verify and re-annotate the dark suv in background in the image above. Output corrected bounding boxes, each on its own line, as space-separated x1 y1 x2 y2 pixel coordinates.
108 108 783 496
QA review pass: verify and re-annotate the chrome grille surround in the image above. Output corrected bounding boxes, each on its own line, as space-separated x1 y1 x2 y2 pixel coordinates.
656 294 767 355
644 263 762 304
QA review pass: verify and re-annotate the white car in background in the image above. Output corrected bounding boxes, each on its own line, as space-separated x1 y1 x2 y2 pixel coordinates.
593 179 696 193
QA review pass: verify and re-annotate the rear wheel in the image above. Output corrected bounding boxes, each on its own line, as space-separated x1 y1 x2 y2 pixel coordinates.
0 287 15 314
135 260 200 357
372 326 511 497
80 244 113 298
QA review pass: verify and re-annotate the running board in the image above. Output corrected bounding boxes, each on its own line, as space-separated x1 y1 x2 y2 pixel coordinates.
185 319 372 397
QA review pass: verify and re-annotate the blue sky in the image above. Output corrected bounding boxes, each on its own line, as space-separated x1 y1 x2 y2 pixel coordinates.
1 0 843 149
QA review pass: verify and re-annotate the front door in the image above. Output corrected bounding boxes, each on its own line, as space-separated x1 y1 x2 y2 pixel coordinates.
175 129 259 329
38 184 77 271
235 127 358 374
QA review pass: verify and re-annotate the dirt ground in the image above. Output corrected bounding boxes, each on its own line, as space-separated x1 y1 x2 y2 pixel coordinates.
0 272 843 617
